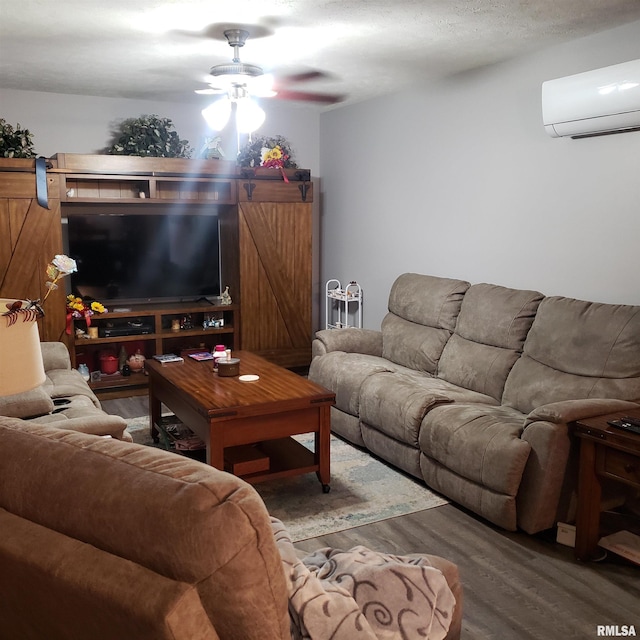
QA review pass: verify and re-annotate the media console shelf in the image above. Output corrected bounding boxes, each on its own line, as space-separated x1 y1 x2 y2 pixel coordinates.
71 302 238 398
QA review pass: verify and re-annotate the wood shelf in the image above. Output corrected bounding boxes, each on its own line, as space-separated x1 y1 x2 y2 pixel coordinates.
71 302 238 397
88 371 149 397
239 437 317 484
61 174 235 204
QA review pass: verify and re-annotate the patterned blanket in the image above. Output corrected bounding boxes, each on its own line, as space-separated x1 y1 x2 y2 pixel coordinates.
271 518 456 640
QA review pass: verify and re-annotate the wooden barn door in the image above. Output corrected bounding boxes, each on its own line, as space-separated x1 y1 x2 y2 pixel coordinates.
0 159 67 344
238 199 312 368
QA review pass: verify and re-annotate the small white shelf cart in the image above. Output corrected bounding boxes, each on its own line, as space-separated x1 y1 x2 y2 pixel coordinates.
325 279 363 329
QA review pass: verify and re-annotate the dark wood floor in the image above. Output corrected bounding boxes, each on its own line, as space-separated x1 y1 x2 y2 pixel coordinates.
103 395 640 640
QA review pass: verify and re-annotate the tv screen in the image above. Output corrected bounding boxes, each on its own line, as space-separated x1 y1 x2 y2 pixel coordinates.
66 213 221 304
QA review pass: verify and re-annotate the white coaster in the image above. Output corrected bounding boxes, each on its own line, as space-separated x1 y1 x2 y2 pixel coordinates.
239 374 259 382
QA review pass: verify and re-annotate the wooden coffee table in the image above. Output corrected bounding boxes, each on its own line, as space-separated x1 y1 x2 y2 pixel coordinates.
145 351 335 491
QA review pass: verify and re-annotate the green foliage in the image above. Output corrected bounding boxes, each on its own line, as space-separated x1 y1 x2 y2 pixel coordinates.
108 115 192 158
0 118 37 158
236 135 297 168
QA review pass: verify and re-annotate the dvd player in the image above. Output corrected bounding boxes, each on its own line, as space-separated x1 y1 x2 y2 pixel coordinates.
99 325 153 338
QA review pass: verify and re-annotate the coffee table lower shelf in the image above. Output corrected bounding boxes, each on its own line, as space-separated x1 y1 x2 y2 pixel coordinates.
232 437 328 491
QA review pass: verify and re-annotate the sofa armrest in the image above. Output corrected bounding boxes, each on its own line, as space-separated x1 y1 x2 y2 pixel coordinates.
0 386 54 419
517 420 572 534
0 509 220 640
517 398 640 533
524 399 640 427
27 413 130 440
41 341 72 371
312 329 383 357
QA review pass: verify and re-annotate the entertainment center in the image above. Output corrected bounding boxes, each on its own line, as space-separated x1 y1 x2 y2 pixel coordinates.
0 154 314 398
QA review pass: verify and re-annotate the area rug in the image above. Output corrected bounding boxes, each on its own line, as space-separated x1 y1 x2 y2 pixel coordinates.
126 416 448 542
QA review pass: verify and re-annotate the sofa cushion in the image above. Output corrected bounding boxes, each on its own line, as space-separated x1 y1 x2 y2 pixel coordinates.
437 283 543 401
503 296 640 414
418 403 530 497
0 418 290 640
308 351 395 415
359 371 498 447
381 273 469 373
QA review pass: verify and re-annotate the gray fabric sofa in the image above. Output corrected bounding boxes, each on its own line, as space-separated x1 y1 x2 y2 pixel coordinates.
309 273 640 534
0 341 129 440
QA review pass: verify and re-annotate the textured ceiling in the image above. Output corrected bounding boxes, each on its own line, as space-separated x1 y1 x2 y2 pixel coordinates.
1 0 640 109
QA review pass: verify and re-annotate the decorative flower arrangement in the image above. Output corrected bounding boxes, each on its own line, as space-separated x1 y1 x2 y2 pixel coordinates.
66 295 107 335
2 254 76 326
261 144 289 169
236 135 297 169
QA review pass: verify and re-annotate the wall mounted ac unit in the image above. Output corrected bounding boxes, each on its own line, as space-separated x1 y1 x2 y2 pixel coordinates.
542 59 640 138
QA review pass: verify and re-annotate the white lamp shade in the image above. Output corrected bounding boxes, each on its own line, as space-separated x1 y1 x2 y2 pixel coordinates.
0 299 46 396
202 98 232 131
235 99 266 133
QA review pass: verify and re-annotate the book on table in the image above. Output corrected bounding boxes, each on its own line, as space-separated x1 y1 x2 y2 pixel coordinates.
153 354 184 363
188 351 214 361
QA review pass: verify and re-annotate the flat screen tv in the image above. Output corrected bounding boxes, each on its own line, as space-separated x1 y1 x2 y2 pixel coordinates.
66 212 221 305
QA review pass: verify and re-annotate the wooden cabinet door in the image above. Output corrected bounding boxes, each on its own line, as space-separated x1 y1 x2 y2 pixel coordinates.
238 201 312 368
0 162 66 344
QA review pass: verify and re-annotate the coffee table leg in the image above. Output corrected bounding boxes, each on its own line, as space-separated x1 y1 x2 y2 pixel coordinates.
316 404 331 493
207 422 224 470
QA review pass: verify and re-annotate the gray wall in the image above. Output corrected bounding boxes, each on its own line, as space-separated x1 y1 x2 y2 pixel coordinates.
319 20 640 329
0 89 321 174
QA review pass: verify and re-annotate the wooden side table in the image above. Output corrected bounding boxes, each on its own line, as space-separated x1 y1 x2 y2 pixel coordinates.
573 410 640 561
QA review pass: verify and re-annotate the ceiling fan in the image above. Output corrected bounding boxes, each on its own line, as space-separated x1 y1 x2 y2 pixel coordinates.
196 28 344 106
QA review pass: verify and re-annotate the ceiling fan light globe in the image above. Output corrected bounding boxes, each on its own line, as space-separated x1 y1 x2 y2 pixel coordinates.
252 73 277 98
202 98 232 130
235 99 265 133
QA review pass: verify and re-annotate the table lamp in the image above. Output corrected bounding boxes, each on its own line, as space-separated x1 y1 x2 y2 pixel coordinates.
0 298 46 396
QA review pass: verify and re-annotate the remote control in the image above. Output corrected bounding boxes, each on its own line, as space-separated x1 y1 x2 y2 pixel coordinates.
607 418 640 435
